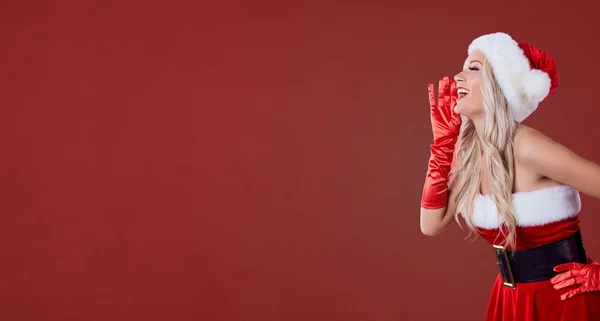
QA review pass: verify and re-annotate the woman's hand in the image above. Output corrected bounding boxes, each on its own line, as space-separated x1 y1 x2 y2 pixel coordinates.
421 76 462 209
551 256 600 300
428 76 462 143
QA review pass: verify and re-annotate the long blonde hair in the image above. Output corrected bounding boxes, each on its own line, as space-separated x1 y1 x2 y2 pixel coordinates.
449 60 520 249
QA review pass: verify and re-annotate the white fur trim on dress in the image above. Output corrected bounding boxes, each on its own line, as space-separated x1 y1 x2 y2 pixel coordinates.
468 32 551 123
458 184 581 229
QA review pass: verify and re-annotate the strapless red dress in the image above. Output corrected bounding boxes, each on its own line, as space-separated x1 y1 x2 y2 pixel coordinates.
464 184 600 321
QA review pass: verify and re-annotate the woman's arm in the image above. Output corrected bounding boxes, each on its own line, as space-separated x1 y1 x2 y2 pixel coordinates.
419 77 462 235
420 175 460 236
516 127 600 199
519 128 600 301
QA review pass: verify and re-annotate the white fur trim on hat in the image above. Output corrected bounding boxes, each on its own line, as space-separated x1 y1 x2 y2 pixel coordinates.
468 32 552 122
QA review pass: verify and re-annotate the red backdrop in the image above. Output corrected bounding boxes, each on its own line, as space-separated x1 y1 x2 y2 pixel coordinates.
2 1 600 320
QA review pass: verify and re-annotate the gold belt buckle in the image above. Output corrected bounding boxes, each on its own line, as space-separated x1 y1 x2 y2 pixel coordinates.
493 244 516 289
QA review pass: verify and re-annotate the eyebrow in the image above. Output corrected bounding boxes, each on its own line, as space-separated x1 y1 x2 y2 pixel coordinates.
468 60 483 64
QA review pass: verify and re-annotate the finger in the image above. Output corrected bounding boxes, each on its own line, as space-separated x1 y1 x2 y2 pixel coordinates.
554 262 584 272
553 276 586 290
437 78 446 108
550 270 571 283
438 77 452 123
440 77 451 110
551 269 586 283
449 79 461 126
450 78 457 108
550 272 570 285
561 287 586 301
428 84 436 108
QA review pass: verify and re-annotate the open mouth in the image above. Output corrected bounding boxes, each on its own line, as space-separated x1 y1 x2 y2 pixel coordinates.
457 88 469 100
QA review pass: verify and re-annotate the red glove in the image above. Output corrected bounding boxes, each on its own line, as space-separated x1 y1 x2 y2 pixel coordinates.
420 76 462 209
551 256 600 300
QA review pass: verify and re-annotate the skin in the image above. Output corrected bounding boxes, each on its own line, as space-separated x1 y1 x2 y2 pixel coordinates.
420 49 600 236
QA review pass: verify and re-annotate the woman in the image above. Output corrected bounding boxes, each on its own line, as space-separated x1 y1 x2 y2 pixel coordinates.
419 32 600 320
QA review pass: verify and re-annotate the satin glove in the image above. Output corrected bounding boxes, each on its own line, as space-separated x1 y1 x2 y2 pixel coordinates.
420 76 462 209
551 256 600 300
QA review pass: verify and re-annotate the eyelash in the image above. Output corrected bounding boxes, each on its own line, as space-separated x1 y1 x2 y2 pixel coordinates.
469 67 479 71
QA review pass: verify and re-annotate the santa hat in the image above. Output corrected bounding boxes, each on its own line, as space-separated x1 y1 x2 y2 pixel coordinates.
467 32 559 122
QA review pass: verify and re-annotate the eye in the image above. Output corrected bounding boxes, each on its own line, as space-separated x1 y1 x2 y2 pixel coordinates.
468 66 479 71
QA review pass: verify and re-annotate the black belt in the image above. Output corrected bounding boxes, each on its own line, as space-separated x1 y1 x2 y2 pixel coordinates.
493 229 587 289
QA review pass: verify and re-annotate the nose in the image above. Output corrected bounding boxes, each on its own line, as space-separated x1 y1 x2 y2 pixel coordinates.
454 71 466 83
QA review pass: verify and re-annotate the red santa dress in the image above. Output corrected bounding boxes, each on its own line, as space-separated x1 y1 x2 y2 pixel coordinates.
467 184 600 321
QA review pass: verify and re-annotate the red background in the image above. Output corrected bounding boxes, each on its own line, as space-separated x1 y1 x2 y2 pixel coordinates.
2 1 600 320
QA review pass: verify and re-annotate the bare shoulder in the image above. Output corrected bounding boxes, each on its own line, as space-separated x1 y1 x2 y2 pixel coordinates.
513 124 562 166
513 124 600 199
513 124 582 180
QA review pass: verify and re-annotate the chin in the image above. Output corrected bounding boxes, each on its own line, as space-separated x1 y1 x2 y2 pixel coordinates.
454 101 474 116
454 104 465 115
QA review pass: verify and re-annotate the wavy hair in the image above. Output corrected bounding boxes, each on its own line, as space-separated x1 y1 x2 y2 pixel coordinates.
449 60 520 249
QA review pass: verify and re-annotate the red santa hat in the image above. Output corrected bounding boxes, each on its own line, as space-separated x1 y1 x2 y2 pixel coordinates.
467 32 559 122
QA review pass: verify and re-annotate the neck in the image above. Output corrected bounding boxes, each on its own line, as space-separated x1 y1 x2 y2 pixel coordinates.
471 116 485 143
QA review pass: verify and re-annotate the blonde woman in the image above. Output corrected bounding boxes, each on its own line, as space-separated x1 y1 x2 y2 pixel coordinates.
420 32 600 320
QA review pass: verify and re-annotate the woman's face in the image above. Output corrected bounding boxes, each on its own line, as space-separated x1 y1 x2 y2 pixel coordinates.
453 49 486 118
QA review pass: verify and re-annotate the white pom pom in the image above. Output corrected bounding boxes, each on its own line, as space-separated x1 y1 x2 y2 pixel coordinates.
523 69 551 103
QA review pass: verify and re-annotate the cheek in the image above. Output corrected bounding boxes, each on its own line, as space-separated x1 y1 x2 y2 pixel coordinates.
465 91 483 112
470 90 482 103
470 77 482 93
456 91 482 114
468 79 483 104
